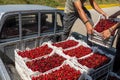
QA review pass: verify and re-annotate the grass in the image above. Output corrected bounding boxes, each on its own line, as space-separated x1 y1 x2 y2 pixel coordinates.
0 0 119 7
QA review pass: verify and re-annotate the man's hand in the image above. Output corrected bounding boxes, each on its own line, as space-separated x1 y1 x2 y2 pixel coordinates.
102 13 108 19
101 29 111 39
85 22 94 34
101 22 120 39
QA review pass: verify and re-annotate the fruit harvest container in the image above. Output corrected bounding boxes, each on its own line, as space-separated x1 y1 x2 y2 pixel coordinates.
16 59 92 80
88 16 120 48
15 37 93 80
89 54 114 80
71 49 114 80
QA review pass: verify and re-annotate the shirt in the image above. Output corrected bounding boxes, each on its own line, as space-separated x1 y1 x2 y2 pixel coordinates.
64 0 86 13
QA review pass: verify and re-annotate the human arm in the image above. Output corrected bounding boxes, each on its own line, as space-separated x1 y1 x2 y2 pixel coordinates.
109 11 120 18
89 0 107 18
101 22 120 39
73 0 93 34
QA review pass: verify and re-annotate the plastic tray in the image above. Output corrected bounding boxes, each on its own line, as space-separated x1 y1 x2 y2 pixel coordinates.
88 30 117 48
85 51 114 80
89 56 114 80
88 16 120 48
71 49 114 80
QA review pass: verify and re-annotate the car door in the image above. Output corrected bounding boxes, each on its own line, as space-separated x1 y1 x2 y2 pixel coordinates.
20 11 57 48
20 12 40 50
0 12 41 62
0 13 20 62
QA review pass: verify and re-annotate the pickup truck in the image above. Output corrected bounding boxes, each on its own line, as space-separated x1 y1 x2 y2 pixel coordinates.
0 4 64 80
0 4 117 80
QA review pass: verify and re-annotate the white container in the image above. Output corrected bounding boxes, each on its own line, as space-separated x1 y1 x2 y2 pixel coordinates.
31 60 87 80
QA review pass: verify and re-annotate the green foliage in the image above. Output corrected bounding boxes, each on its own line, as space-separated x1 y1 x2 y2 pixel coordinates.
0 0 119 7
0 0 26 4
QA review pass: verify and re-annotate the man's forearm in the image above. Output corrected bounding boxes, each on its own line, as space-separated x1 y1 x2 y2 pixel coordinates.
90 0 107 16
74 1 89 23
74 1 93 34
111 11 120 18
109 22 120 32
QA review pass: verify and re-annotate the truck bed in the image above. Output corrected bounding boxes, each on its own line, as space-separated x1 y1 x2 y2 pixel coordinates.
0 32 117 80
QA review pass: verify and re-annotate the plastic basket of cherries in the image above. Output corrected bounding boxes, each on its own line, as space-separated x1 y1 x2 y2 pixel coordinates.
88 15 120 48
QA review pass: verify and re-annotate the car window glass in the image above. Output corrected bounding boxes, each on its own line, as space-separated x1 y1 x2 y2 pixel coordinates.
0 15 19 39
56 13 63 32
22 13 38 36
41 13 55 34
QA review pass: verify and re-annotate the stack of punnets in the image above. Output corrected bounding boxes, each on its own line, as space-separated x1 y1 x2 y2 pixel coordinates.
15 37 113 80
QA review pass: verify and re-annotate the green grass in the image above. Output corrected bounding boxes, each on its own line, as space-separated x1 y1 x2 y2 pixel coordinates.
0 0 119 7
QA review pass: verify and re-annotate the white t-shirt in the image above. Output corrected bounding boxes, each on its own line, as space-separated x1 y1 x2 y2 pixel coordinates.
64 0 86 13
